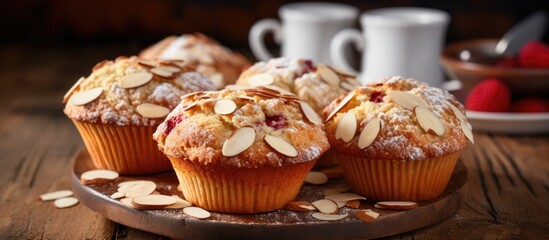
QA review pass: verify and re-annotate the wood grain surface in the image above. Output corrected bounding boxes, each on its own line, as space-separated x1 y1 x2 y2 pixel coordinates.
0 44 548 239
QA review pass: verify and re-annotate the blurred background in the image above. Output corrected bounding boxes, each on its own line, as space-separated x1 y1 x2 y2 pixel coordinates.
0 0 547 94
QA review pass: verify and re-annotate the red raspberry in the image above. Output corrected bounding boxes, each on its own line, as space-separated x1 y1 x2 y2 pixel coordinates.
518 41 549 68
511 98 549 113
465 78 511 112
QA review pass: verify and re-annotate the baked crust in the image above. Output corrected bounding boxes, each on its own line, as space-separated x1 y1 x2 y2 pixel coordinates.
63 56 216 126
139 33 251 89
235 58 362 113
322 76 469 160
153 88 329 168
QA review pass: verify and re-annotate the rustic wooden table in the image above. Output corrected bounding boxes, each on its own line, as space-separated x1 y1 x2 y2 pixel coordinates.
1 44 548 239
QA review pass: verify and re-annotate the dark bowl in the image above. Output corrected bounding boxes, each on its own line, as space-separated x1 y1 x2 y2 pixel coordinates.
440 38 549 102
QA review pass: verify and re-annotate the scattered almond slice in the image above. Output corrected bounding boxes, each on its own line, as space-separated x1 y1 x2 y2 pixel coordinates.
264 135 298 157
120 198 135 208
183 206 211 219
285 201 316 212
110 192 125 199
118 180 148 188
312 212 348 221
214 99 237 115
461 121 475 144
448 103 467 122
40 190 73 201
224 84 251 91
317 64 340 87
332 66 355 77
151 191 162 195
387 91 429 111
374 201 418 210
324 193 366 202
304 171 328 185
158 65 181 73
322 188 341 196
119 72 153 89
63 77 85 103
165 195 192 209
335 112 357 143
311 199 338 214
222 127 256 157
138 59 157 67
326 92 354 122
125 181 157 198
247 73 274 87
80 169 119 185
136 103 170 118
181 103 198 112
69 87 103 106
300 102 322 125
262 85 294 95
345 200 361 209
414 106 446 136
357 117 381 149
132 195 177 209
54 197 79 209
355 209 379 222
150 67 173 78
340 81 356 91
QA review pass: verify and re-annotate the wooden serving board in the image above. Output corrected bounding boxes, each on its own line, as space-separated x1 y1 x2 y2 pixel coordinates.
72 149 467 240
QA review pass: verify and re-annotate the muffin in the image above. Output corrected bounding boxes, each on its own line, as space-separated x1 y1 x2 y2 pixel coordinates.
153 88 329 213
322 76 474 201
63 56 216 175
139 33 251 89
234 57 361 168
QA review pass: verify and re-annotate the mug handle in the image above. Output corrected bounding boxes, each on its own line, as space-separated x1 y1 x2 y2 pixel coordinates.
330 29 364 74
249 19 283 61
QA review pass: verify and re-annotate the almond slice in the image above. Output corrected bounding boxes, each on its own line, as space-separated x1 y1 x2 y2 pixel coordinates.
340 81 356 91
263 85 295 95
136 103 170 118
387 91 429 111
335 112 357 143
110 192 125 199
326 92 354 122
132 195 177 209
357 117 381 149
222 127 256 157
304 171 328 185
150 67 173 78
311 199 338 214
285 201 316 212
125 181 156 198
80 169 119 185
374 201 418 210
264 135 298 157
317 64 340 87
138 59 157 67
461 121 475 144
324 193 366 202
63 77 85 103
312 212 348 221
158 65 181 73
322 188 341 196
214 99 237 115
183 206 211 219
165 195 192 209
332 66 355 77
40 190 73 201
118 180 148 188
414 106 446 136
355 209 379 222
449 103 467 123
120 198 135 208
247 73 274 87
119 72 153 89
224 84 251 91
345 200 361 209
69 87 103 106
54 197 79 209
299 102 322 125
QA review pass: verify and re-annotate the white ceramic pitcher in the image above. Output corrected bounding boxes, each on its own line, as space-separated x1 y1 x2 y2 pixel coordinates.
249 2 358 64
330 7 450 86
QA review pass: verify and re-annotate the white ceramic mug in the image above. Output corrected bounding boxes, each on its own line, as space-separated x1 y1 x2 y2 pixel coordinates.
249 2 358 64
330 7 450 86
